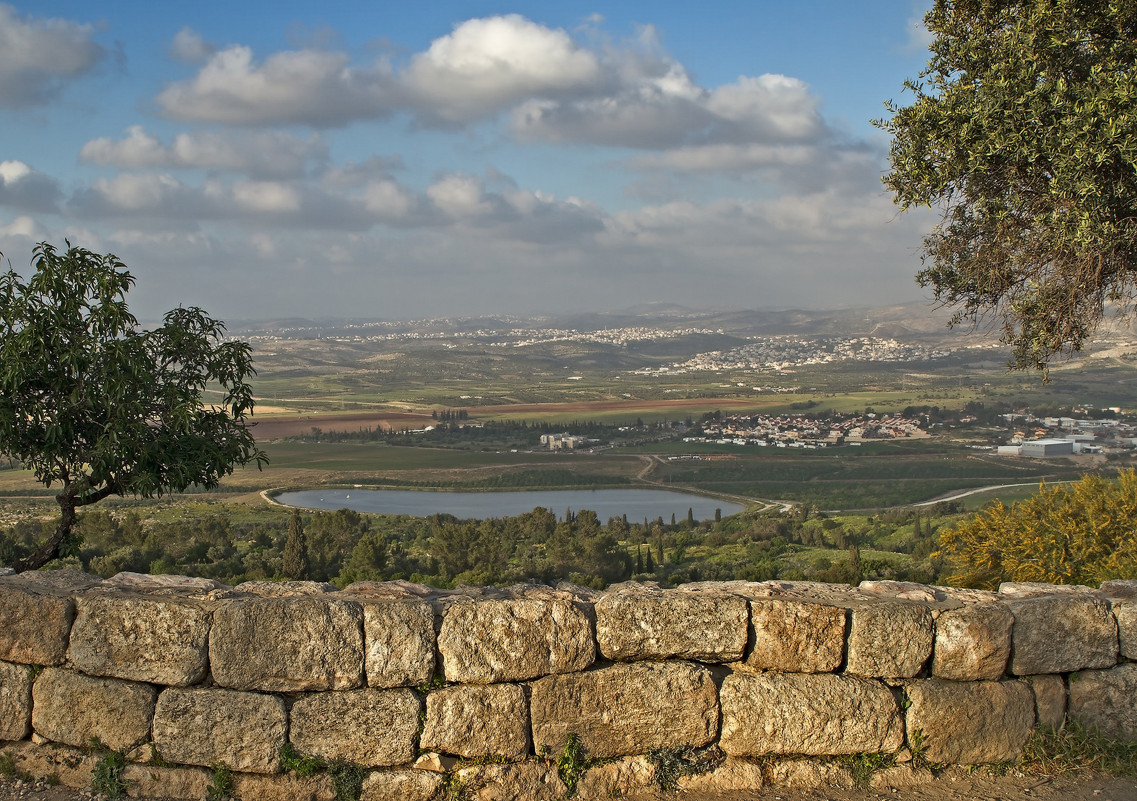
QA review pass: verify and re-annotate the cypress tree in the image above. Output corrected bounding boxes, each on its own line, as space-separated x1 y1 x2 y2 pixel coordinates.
282 509 309 580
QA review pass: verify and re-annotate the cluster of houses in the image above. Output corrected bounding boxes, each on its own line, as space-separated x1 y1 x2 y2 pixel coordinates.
995 411 1133 458
683 412 929 449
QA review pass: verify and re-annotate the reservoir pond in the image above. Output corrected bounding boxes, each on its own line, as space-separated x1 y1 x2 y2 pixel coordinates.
275 488 744 522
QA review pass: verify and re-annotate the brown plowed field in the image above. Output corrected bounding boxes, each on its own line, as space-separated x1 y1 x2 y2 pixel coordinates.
249 397 770 439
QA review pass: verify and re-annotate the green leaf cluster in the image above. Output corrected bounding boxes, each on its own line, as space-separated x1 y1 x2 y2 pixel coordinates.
0 242 267 570
878 0 1137 371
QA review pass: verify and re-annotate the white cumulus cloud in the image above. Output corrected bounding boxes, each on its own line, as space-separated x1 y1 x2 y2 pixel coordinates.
404 15 602 123
169 27 216 64
80 127 328 179
0 4 105 107
157 46 400 127
0 160 63 212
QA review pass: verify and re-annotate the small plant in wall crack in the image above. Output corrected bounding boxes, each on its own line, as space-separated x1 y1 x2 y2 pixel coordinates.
205 762 235 801
646 744 725 792
88 740 128 800
277 744 368 801
555 733 590 797
836 751 895 789
327 759 367 801
279 742 325 777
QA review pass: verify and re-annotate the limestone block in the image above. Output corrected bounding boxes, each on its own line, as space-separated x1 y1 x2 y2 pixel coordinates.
0 741 99 789
594 586 748 662
905 679 1035 764
932 603 1013 681
152 687 287 774
999 582 1098 598
766 759 855 789
289 689 419 767
210 597 364 691
121 764 213 800
1025 674 1067 731
360 599 435 688
360 770 446 801
233 773 337 801
719 672 904 757
1067 663 1137 740
103 572 224 593
67 594 211 686
0 581 77 665
1099 579 1137 599
1113 600 1136 660
530 662 718 759
576 756 656 799
412 753 457 773
421 684 529 758
455 762 567 801
677 757 765 794
0 660 32 741
845 600 933 678
747 599 846 673
438 598 593 684
31 668 155 752
1006 595 1118 675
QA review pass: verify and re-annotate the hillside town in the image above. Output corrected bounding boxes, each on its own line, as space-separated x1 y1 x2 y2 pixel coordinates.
637 336 951 375
683 410 930 448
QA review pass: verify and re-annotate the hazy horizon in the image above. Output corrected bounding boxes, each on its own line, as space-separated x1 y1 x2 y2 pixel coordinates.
3 2 936 322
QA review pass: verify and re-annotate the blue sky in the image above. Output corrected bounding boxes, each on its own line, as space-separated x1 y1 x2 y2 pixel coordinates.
0 1 937 322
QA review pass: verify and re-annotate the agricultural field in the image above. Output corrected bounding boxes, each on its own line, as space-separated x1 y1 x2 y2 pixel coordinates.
4 304 1137 589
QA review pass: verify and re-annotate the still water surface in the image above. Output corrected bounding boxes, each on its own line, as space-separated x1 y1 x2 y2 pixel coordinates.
275 488 744 522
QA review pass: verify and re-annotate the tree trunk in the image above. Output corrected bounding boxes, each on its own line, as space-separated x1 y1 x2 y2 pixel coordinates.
12 492 78 573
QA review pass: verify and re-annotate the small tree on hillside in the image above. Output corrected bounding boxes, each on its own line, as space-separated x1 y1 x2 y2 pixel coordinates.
282 509 310 580
0 242 267 572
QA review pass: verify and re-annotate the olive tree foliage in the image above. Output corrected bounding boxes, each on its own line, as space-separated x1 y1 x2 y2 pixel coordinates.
877 0 1137 371
0 242 267 572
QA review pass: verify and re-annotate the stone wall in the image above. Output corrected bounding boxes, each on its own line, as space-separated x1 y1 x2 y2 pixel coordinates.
0 570 1134 801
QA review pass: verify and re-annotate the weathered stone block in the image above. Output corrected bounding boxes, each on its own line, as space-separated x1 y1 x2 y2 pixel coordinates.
67 594 211 686
747 599 846 673
210 597 364 691
594 586 748 662
766 759 854 789
0 660 32 741
0 581 76 666
677 757 765 794
360 770 446 801
233 773 337 801
1067 664 1137 740
1114 600 1136 660
438 598 593 684
905 679 1035 764
576 756 656 799
31 668 155 752
421 684 529 758
1006 595 1118 675
121 764 213 800
360 599 435 688
845 600 933 678
530 662 718 759
290 689 419 767
932 603 1013 681
455 762 567 801
1025 674 1067 731
0 741 99 789
152 687 287 774
719 672 903 756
